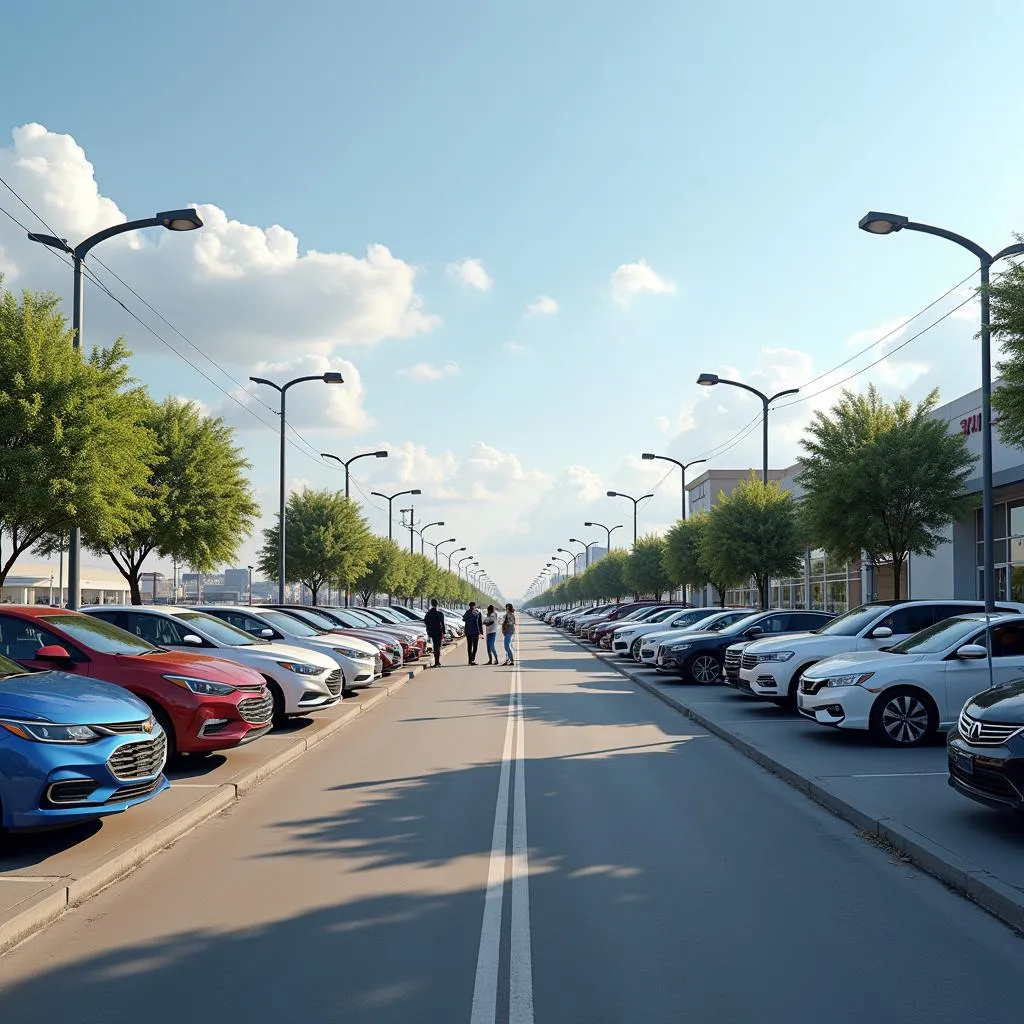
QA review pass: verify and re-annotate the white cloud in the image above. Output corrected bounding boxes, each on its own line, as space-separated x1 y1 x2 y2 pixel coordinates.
609 259 676 308
504 340 528 355
0 124 439 364
525 295 558 316
656 415 670 433
400 360 460 382
446 257 493 291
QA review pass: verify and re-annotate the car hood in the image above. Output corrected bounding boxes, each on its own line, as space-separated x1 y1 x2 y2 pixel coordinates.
742 632 836 654
804 650 925 677
116 649 267 686
314 632 379 657
217 641 338 669
965 680 1024 722
0 671 151 724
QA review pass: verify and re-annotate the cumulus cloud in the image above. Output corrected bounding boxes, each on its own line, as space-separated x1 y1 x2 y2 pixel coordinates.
446 257 493 291
609 259 676 308
525 295 558 316
0 124 439 364
400 361 460 382
504 340 527 355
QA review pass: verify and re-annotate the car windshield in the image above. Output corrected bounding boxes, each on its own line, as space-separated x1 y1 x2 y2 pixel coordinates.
689 613 731 631
816 603 893 637
296 608 343 631
0 652 30 679
888 617 985 655
647 608 680 623
371 608 402 623
47 614 157 655
260 610 322 638
175 611 256 646
721 613 769 636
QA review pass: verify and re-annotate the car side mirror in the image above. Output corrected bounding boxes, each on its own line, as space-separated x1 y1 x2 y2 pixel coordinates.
871 626 893 639
181 634 204 646
259 628 275 638
956 644 989 660
745 626 763 637
36 644 71 661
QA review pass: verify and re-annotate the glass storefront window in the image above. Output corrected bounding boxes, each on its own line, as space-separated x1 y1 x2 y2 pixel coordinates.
1011 566 1024 603
1011 503 1024 538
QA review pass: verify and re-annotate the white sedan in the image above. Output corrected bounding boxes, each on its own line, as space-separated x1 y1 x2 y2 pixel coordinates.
610 607 712 656
638 610 757 666
797 612 1024 746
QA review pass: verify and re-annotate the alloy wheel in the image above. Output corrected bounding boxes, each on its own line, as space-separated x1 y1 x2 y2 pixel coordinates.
880 693 930 745
689 654 721 684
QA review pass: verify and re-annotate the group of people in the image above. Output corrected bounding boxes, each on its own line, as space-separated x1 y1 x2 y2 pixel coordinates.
423 600 517 667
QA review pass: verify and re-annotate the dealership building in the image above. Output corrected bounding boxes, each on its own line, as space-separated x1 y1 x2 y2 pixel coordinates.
686 382 1021 612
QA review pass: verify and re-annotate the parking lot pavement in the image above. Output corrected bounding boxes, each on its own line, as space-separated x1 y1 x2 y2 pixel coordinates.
566 634 1024 932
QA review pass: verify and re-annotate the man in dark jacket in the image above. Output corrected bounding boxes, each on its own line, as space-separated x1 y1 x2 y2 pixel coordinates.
424 599 445 667
463 602 484 665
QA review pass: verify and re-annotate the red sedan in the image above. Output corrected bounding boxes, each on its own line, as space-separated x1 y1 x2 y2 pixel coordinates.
0 607 273 758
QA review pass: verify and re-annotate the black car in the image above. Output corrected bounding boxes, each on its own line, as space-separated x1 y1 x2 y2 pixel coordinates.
948 681 1024 811
659 610 837 685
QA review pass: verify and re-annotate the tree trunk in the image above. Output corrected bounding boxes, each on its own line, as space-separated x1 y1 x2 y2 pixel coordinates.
310 581 320 606
891 554 904 601
129 575 143 605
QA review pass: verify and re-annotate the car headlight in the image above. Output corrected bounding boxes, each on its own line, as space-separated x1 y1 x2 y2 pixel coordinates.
163 674 237 696
825 672 874 688
756 651 794 663
618 629 635 638
333 646 369 661
0 720 101 743
668 642 692 652
276 660 325 676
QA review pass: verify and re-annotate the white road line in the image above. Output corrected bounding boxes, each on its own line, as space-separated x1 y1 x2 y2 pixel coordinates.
469 669 517 1024
509 657 535 1024
848 772 949 778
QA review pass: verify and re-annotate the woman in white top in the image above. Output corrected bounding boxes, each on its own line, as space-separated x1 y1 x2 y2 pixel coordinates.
501 603 517 666
483 605 499 664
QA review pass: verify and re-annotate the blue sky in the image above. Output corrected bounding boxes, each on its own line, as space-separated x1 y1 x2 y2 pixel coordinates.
2 1 1024 597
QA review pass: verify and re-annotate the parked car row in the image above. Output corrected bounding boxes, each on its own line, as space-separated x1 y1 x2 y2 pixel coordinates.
534 598 1024 813
0 602 459 835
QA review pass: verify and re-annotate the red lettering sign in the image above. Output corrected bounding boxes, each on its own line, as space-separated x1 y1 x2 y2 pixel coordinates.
960 413 982 436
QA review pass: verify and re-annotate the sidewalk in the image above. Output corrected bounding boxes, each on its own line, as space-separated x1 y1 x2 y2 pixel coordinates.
0 640 463 955
569 634 1024 934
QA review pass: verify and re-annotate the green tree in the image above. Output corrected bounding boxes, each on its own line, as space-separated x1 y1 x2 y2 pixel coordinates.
257 489 372 604
83 396 258 603
623 534 672 598
989 257 1024 448
796 385 975 599
663 513 740 607
351 537 406 605
587 550 629 601
0 282 155 587
701 477 803 609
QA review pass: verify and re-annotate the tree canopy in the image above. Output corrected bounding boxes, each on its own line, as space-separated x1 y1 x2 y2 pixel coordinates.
623 534 672 598
664 512 743 607
989 258 1024 450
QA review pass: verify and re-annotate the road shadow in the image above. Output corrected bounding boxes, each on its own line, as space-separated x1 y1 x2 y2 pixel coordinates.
0 819 103 870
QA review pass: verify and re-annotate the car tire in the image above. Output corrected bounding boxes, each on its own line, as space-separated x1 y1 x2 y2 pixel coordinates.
147 703 178 762
685 652 723 685
774 663 818 708
266 680 288 728
869 687 938 747
631 639 643 659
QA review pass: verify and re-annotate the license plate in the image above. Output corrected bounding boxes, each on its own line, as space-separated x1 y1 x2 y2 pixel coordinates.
951 749 974 775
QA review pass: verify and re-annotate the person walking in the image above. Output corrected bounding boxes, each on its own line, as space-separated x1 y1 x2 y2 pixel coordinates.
424 599 445 667
483 604 499 664
463 601 484 665
501 603 517 666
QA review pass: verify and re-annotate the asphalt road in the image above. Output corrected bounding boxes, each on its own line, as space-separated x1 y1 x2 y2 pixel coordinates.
1 620 1023 1023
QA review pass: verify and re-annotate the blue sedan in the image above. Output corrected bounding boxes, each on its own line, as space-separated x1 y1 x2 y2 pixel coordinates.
0 653 169 831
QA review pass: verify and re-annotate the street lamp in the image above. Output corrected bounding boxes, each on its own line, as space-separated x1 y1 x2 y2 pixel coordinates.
250 372 346 603
399 507 417 554
606 491 654 546
432 537 457 566
247 565 254 606
419 521 446 557
859 211 1024 612
551 555 572 579
556 548 577 575
584 521 623 557
457 555 474 578
448 546 467 571
370 488 422 541
641 453 707 520
696 372 799 608
28 207 204 610
320 449 388 499
570 537 599 568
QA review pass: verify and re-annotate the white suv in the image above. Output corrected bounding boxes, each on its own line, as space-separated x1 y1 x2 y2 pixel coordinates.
738 600 1024 707
639 610 756 666
611 608 718 657
84 606 343 725
797 613 1024 746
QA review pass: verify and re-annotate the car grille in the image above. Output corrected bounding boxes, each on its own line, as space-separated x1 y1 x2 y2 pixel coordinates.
110 777 165 803
96 719 152 735
801 676 827 696
741 653 758 671
374 655 383 674
107 733 168 781
725 650 742 681
46 780 99 805
949 760 1020 802
958 709 1024 747
325 670 343 697
237 693 274 725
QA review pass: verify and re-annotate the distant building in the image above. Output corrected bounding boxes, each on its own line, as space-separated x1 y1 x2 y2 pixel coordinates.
223 568 250 596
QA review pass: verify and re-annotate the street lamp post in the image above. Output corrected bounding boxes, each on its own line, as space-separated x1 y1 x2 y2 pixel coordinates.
556 547 577 575
571 537 599 568
370 488 422 541
696 372 799 609
551 555 572 580
457 555 474 578
28 207 204 610
433 537 457 567
641 453 707 520
400 507 416 554
250 372 346 603
320 449 388 499
419 521 445 557
247 565 254 606
584 521 623 558
606 491 654 546
859 211 1024 613
447 546 467 572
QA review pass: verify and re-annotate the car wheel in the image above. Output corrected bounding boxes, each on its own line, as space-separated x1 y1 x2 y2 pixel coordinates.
779 663 817 708
686 652 723 685
631 638 643 658
267 680 288 728
148 704 178 762
869 687 937 747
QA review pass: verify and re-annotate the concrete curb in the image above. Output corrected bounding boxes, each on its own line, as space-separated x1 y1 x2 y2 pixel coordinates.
0 637 464 956
562 629 1024 935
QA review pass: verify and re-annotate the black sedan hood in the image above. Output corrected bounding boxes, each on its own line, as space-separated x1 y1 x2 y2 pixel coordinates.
966 679 1024 723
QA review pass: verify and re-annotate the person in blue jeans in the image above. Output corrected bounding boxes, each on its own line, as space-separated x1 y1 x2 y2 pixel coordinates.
501 603 517 666
483 605 499 664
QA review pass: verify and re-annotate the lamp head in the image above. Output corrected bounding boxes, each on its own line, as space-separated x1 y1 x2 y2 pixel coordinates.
641 452 655 460
322 371 344 384
584 521 594 527
410 488 422 495
697 372 719 387
606 490 618 498
374 450 388 458
569 537 580 543
859 211 908 235
158 208 204 231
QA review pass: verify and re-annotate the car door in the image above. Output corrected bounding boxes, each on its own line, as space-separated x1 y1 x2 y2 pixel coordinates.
0 614 92 676
945 621 1024 722
217 610 280 640
871 605 940 648
120 612 198 649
